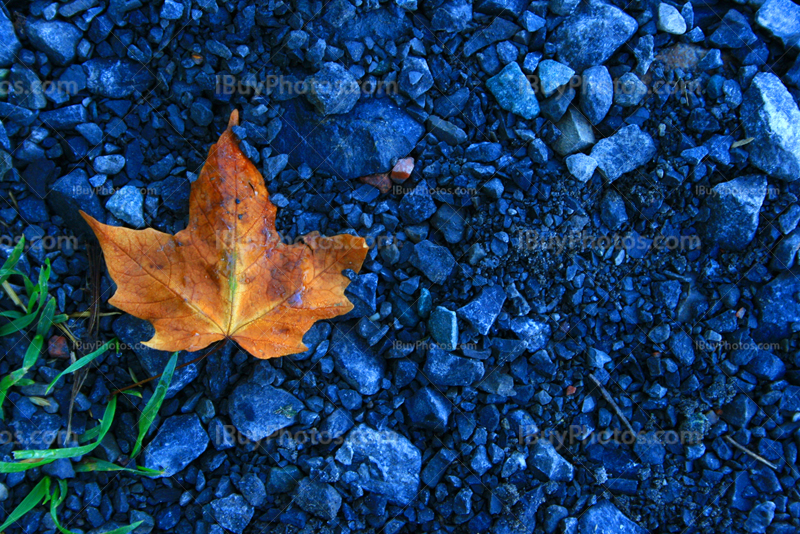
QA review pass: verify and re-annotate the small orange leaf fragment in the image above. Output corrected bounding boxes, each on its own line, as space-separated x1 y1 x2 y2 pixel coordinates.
81 110 368 360
390 157 415 183
359 172 392 193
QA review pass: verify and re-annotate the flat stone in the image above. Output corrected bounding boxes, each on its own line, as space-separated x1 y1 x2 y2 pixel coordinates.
579 66 613 124
553 0 637 71
486 62 539 119
552 107 595 156
590 124 656 182
144 414 208 478
229 378 304 441
756 0 800 48
702 174 766 251
336 424 421 505
741 72 800 182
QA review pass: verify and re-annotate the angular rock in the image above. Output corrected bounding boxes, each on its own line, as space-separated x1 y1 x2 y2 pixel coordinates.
336 424 421 505
330 323 386 395
537 60 575 98
426 115 467 145
48 168 104 236
741 72 800 182
579 66 613 124
553 0 637 71
458 285 506 334
702 174 766 251
755 270 800 342
579 501 647 534
229 379 304 441
84 59 155 98
305 62 360 115
709 9 757 48
410 240 456 284
400 56 434 100
427 0 473 32
565 153 597 182
658 3 686 34
144 414 209 478
424 345 484 386
528 439 574 482
26 20 82 66
552 107 595 156
293 478 342 520
272 98 424 180
39 104 88 130
756 0 800 48
210 494 254 534
407 386 452 431
614 72 647 107
509 317 551 351
590 124 656 182
106 185 145 228
486 62 539 119
0 10 20 67
429 306 458 349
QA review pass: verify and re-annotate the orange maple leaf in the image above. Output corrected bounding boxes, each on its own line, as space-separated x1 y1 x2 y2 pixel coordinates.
80 110 369 359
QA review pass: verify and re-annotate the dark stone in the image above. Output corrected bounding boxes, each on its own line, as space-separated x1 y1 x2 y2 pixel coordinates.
329 323 386 395
702 175 766 251
25 20 83 66
337 424 421 505
410 240 456 284
228 373 304 441
210 494 254 534
407 386 451 431
144 414 209 478
423 344 484 386
578 501 647 534
457 285 506 334
293 479 342 520
84 59 156 98
272 98 424 180
553 1 637 71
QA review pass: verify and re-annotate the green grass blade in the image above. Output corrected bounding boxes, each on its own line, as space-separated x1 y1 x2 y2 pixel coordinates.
0 237 25 284
36 298 56 337
46 340 114 394
0 458 54 473
0 476 50 531
0 311 37 336
49 479 78 534
0 335 44 419
74 457 164 476
14 396 116 460
130 351 178 459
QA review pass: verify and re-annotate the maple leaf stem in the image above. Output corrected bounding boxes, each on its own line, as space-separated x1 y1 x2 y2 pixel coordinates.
110 341 226 397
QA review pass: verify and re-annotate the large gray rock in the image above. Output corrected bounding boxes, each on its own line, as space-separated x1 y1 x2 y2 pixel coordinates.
335 425 421 505
756 0 800 48
0 9 20 67
702 174 766 251
579 66 613 124
755 270 800 342
144 414 209 478
590 124 656 181
579 501 647 534
741 72 800 182
106 185 145 228
25 20 82 66
305 62 360 115
272 98 424 180
329 323 386 395
84 59 156 98
229 379 304 442
486 62 539 119
552 0 637 71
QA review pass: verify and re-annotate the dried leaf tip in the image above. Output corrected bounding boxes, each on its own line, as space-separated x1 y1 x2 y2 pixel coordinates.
227 109 239 128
